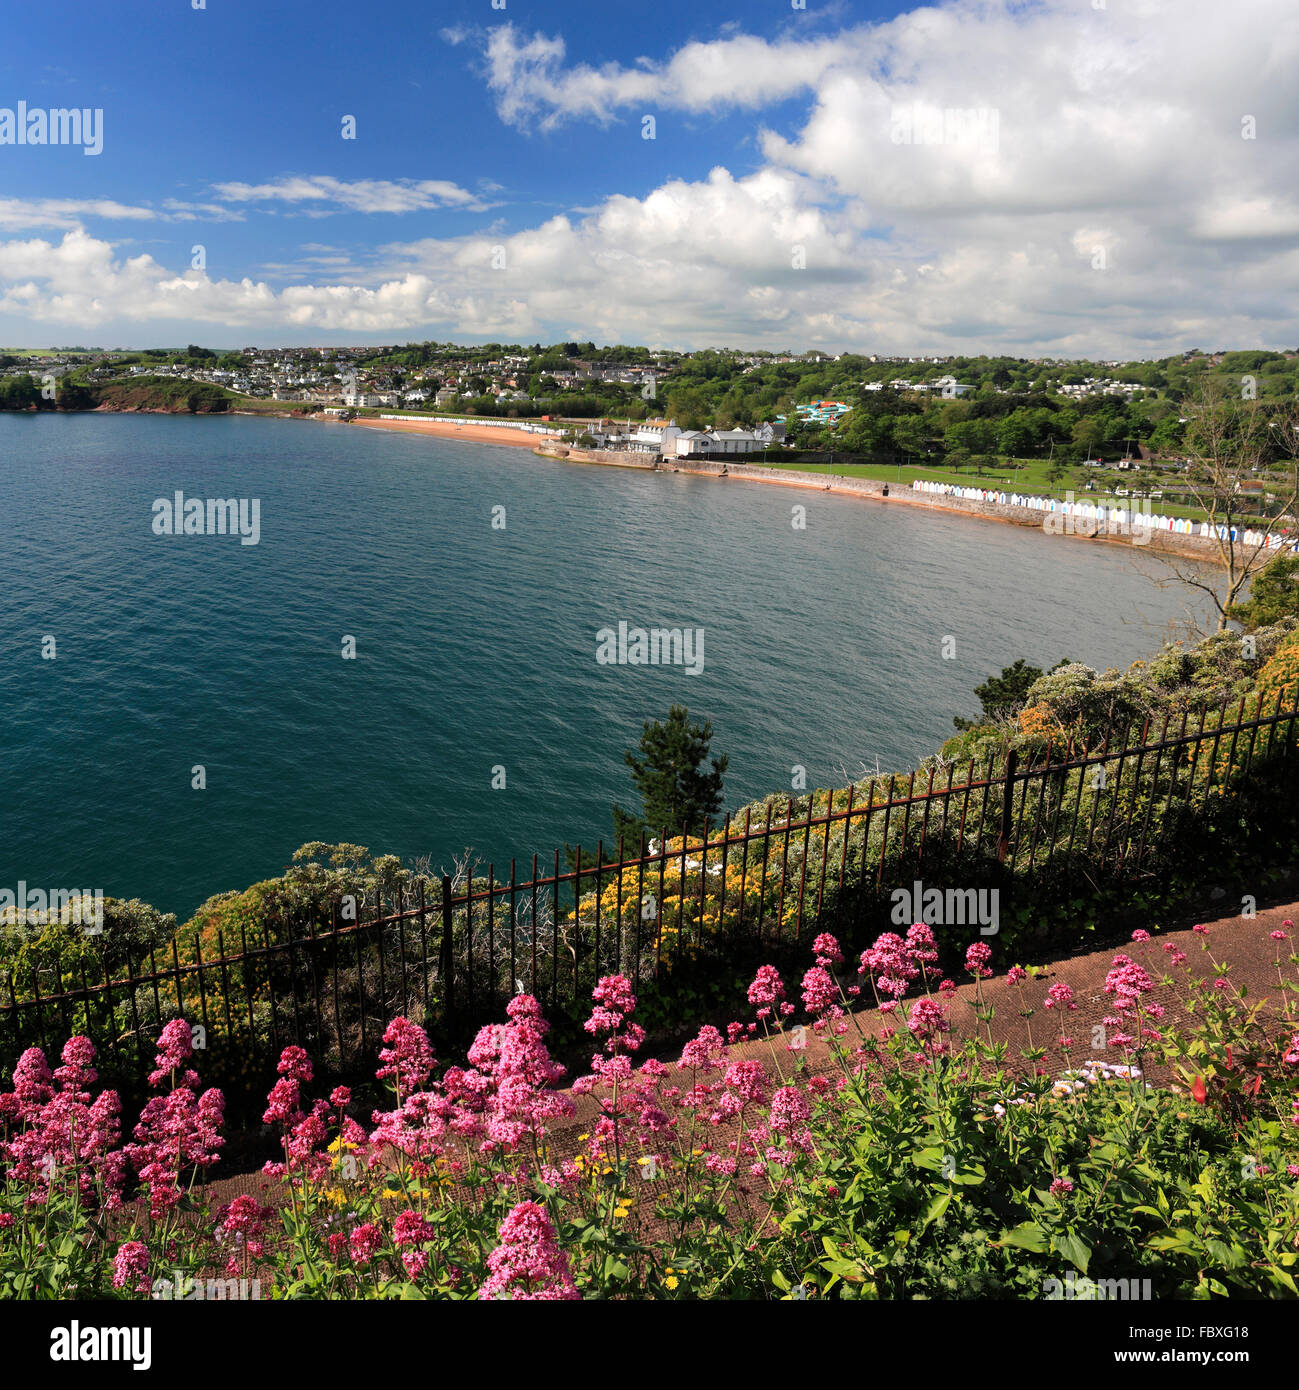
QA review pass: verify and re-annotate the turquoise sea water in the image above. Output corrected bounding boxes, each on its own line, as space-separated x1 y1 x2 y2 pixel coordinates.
1 412 1206 918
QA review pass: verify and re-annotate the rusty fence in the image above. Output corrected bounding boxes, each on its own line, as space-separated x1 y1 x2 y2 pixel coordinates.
3 689 1298 1087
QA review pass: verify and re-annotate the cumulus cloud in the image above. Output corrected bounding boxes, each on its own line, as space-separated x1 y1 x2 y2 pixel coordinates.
457 23 850 130
4 0 1299 352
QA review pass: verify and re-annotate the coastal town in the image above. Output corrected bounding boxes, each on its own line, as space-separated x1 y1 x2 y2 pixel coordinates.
4 342 1298 532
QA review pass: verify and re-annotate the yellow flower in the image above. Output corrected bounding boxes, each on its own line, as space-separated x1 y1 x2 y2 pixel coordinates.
665 1276 679 1290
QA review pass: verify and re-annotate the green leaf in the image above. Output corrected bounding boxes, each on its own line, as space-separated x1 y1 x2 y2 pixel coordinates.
1001 1222 1049 1254
918 1192 951 1234
1052 1230 1092 1274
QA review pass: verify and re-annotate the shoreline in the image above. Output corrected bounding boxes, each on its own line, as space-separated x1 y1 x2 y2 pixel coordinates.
20 408 1267 571
533 446 1250 569
349 415 563 450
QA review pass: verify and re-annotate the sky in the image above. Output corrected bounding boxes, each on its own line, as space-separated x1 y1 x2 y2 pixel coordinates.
1 0 1298 356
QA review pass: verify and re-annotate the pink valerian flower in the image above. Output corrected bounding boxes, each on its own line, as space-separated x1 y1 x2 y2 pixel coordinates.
906 996 951 1050
709 1059 770 1125
53 1035 97 1093
369 1088 457 1166
584 975 644 1055
329 1086 351 1108
1271 930 1290 941
1161 941 1188 967
402 1250 429 1281
678 1025 727 1074
812 933 844 968
2 1038 125 1211
1103 954 1155 1014
349 1223 383 1266
126 1084 225 1217
1049 1177 1074 1196
393 1208 436 1247
112 1240 151 1293
218 1193 273 1258
479 1201 579 1301
441 994 574 1162
1131 929 1151 942
801 966 841 1018
1007 965 1028 985
148 1019 199 1091
768 1085 811 1131
276 1045 312 1085
376 1017 436 1097
1044 983 1077 1011
859 933 919 1000
263 1076 304 1128
1193 923 1209 935
11 1047 54 1118
905 922 939 969
964 942 993 979
1283 1036 1299 1066
125 1035 224 1216
747 965 787 1020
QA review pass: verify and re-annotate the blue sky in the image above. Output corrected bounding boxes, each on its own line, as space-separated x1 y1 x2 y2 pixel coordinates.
1 0 1297 354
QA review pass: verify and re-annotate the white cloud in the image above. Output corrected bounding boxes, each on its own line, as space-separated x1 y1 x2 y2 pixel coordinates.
211 175 492 215
0 197 159 231
5 0 1299 352
467 23 849 130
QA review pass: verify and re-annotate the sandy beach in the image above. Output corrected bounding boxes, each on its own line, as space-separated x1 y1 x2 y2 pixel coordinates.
350 415 562 450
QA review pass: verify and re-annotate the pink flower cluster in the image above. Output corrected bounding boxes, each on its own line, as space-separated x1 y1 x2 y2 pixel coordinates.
125 1019 225 1216
964 942 993 979
479 1201 579 1300
858 932 919 1001
0 1038 124 1209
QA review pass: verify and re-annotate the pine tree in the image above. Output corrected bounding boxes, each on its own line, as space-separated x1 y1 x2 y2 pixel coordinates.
611 706 728 850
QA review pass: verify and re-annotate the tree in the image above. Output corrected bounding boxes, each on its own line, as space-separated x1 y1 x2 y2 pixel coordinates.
1227 551 1299 630
611 706 728 848
1138 382 1299 632
953 658 1073 729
